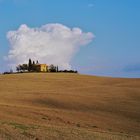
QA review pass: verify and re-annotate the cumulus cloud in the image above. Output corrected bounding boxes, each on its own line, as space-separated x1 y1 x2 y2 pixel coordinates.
6 23 94 70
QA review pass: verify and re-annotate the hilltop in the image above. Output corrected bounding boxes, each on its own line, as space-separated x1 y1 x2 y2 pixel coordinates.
0 73 140 140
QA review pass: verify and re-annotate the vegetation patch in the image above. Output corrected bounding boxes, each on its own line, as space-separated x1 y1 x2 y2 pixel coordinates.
92 125 98 128
0 121 39 131
76 123 81 127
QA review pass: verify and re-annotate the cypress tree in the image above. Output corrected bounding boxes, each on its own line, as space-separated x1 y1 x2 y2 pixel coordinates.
56 66 59 72
28 58 32 72
36 60 39 64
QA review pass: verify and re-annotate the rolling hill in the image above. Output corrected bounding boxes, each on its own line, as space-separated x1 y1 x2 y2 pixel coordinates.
0 73 140 140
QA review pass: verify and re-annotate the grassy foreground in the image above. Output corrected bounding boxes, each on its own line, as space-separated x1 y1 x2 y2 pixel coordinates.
0 73 140 140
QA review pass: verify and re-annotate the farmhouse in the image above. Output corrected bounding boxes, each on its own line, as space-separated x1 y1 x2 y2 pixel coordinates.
36 64 48 72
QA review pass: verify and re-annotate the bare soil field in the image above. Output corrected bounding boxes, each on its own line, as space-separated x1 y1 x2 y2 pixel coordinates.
0 73 140 140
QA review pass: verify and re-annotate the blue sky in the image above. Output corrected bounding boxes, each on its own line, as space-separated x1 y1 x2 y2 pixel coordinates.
0 0 140 77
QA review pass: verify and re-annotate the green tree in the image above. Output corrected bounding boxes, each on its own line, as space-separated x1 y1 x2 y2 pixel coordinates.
36 60 39 64
32 61 37 72
56 66 59 72
28 58 32 72
16 65 20 72
22 64 28 71
49 64 56 72
16 64 28 72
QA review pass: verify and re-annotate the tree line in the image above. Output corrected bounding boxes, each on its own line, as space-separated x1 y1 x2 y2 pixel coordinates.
16 59 58 72
15 59 78 73
16 59 38 72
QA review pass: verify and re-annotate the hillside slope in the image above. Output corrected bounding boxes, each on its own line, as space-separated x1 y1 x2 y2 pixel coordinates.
0 73 140 140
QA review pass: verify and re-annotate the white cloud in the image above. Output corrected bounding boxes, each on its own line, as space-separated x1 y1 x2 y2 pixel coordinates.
6 23 94 70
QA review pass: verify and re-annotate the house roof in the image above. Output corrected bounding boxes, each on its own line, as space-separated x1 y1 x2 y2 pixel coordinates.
36 64 48 66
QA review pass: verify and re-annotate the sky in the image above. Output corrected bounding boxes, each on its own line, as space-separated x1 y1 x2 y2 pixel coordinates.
0 0 140 77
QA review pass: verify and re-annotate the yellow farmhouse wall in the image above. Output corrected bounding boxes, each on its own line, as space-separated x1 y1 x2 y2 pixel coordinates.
40 64 48 72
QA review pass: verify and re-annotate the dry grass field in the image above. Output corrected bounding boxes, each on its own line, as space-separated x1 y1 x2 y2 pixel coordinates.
0 73 140 140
